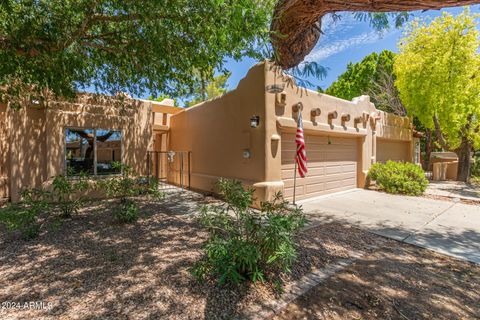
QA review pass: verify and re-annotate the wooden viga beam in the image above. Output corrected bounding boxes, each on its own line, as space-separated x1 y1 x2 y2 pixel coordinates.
271 0 480 69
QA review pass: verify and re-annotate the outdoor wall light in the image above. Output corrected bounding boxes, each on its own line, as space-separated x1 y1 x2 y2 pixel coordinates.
243 150 251 159
265 84 285 94
250 115 260 128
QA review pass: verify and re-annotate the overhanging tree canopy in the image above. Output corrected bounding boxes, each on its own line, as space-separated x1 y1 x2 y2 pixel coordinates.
394 9 480 181
0 0 274 105
271 0 480 69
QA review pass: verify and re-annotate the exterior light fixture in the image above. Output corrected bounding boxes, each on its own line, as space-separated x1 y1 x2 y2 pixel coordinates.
250 115 260 128
243 150 251 159
265 84 285 94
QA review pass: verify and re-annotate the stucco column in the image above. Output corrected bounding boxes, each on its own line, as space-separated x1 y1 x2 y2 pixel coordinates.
252 63 285 203
357 136 368 188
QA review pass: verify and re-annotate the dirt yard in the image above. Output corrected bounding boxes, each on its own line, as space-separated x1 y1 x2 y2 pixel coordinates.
274 242 480 320
1 191 478 319
0 192 383 320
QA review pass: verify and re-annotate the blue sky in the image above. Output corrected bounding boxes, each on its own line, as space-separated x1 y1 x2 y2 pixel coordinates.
221 5 480 95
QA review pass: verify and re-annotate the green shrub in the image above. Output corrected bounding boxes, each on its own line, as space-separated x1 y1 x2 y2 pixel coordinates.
96 162 165 223
0 188 51 239
114 198 139 223
472 153 480 178
52 171 90 218
191 179 305 285
96 163 139 223
368 161 428 196
144 177 165 201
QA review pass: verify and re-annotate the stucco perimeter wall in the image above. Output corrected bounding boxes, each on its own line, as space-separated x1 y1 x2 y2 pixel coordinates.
0 103 9 199
6 96 152 201
169 63 267 200
375 111 413 163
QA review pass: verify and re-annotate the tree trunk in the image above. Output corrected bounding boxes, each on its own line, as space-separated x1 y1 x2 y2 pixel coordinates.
432 115 450 151
271 0 480 68
424 129 432 171
456 137 472 182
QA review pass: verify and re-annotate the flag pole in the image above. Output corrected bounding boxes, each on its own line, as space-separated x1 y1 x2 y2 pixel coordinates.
293 156 297 205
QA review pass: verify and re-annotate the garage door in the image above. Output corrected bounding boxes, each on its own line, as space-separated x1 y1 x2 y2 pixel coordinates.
282 133 358 201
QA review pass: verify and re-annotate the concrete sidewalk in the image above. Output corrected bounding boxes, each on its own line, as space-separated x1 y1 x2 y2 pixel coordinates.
300 189 480 264
425 181 480 202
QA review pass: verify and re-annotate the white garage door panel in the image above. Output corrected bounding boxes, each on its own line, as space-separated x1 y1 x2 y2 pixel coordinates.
282 133 358 201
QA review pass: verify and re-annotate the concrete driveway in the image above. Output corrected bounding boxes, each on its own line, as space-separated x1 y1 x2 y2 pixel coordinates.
300 189 480 264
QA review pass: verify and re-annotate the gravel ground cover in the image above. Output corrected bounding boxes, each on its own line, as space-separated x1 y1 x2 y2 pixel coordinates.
274 241 480 320
0 191 383 320
2 190 477 320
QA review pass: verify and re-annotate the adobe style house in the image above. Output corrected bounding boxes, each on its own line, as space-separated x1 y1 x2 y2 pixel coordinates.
169 62 419 203
0 61 419 203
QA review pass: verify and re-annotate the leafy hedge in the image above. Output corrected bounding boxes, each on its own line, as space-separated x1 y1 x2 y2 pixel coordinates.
368 161 428 196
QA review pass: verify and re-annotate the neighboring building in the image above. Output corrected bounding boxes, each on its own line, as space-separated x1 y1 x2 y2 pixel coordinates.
0 61 419 203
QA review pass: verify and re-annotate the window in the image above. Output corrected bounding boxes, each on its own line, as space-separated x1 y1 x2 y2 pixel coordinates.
65 128 122 176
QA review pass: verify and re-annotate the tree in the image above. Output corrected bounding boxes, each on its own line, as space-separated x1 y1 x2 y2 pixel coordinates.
270 0 480 69
394 9 480 181
325 50 406 115
184 72 231 107
0 0 274 106
147 94 178 107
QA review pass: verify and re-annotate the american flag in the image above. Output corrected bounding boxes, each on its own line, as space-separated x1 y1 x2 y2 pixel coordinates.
295 112 307 178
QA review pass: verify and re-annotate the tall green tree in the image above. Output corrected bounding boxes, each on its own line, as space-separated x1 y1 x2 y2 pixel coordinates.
394 9 480 181
324 50 406 115
0 0 274 106
184 72 231 107
147 94 178 107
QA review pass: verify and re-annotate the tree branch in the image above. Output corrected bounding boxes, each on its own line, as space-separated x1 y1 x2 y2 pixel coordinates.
81 42 120 54
272 0 480 68
433 115 450 150
91 13 142 23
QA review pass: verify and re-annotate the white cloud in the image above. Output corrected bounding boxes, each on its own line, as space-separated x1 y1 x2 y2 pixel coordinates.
305 29 395 63
320 14 357 40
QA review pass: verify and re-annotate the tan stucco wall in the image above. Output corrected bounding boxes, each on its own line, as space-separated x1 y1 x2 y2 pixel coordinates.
2 62 414 204
170 61 414 203
376 138 411 163
169 63 267 200
4 95 152 201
